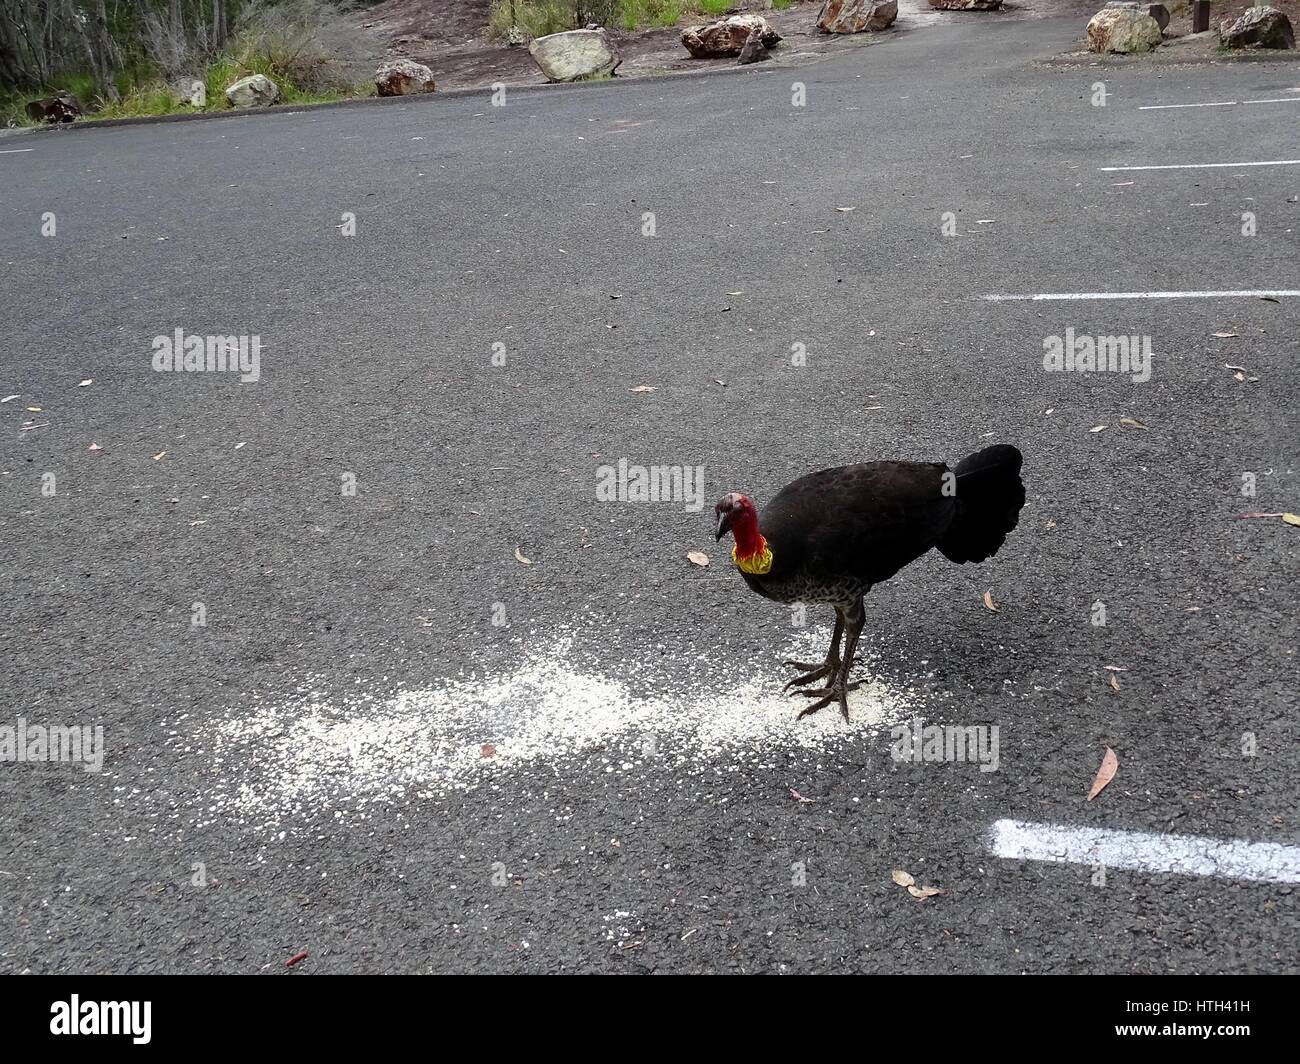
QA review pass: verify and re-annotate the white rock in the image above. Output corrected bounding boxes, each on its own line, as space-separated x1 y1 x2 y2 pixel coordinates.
224 74 279 108
1087 5 1162 53
528 28 620 82
171 78 206 108
375 58 437 96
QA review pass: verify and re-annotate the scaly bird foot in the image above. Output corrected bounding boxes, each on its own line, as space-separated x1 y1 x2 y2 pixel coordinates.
782 660 840 692
794 682 862 722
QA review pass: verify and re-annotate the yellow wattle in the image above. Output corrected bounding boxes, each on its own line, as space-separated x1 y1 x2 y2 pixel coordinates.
732 539 773 575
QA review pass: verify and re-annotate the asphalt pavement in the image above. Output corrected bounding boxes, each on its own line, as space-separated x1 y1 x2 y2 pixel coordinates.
1 13 1298 973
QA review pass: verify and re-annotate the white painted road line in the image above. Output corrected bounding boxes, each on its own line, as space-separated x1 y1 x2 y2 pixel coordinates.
990 818 1300 885
1139 101 1237 110
0 148 34 154
1100 160 1300 171
983 290 1300 302
1139 98 1300 109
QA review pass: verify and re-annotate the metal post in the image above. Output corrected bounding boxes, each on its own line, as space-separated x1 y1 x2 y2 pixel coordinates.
1192 1 1210 34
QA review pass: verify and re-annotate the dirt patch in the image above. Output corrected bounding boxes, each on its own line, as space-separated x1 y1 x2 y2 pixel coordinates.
354 0 1117 91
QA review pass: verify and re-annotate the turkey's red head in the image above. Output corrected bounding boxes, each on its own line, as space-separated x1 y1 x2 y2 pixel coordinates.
714 492 756 542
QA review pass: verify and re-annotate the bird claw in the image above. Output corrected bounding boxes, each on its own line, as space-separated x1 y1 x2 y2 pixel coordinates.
782 661 840 692
795 684 857 723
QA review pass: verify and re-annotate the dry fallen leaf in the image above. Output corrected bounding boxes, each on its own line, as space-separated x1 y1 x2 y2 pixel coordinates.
628 385 656 393
890 869 915 888
1108 673 1121 692
983 589 999 613
1089 425 1107 433
514 547 532 565
1046 519 1058 530
687 551 709 567
1285 513 1300 527
1103 665 1128 672
835 206 856 212
907 885 946 900
1119 417 1148 430
788 788 815 804
87 443 102 452
1212 331 1239 338
0 395 17 403
480 744 496 759
78 379 92 387
152 451 165 461
1087 746 1118 801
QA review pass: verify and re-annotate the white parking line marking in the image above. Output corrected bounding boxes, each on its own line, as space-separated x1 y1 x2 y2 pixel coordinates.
1101 160 1300 171
990 819 1300 884
1245 97 1300 105
0 148 34 154
1138 101 1237 110
983 290 1300 302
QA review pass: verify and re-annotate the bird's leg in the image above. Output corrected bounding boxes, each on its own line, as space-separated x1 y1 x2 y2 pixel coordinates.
797 597 865 722
782 609 843 691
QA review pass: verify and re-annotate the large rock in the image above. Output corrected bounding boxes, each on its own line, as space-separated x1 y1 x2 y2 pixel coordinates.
1221 6 1295 50
1087 5 1162 53
818 0 898 33
1143 4 1169 32
171 78 206 108
375 57 436 96
928 1 1002 9
224 74 279 108
528 28 620 81
681 15 781 58
25 91 82 123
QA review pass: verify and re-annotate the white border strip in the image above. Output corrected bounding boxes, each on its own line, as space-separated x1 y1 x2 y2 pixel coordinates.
1139 101 1237 110
0 148 34 154
990 818 1300 884
983 290 1300 302
1100 160 1300 171
1245 98 1300 105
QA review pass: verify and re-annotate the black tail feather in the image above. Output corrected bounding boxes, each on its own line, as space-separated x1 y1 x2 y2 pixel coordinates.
938 444 1025 564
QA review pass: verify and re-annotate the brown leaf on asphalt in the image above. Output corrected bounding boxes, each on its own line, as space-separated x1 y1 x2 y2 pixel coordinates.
1285 514 1300 527
1090 425 1107 433
687 551 710 567
788 788 815 804
1108 673 1121 692
628 385 656 393
152 451 165 461
1087 747 1118 801
285 950 308 968
514 547 532 565
891 869 915 888
1046 519 1057 530
1234 371 1246 382
1119 417 1148 430
983 590 999 613
907 884 946 900
1212 331 1239 338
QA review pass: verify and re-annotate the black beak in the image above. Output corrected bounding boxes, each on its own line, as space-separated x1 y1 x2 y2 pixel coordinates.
715 511 731 542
